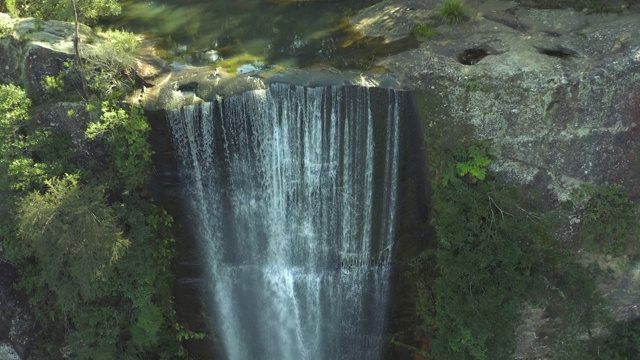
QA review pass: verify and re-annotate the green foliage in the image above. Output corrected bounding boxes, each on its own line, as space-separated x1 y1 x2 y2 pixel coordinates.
40 70 68 102
12 174 129 312
443 144 493 186
427 177 607 359
412 23 435 38
41 74 64 94
402 137 609 360
461 78 490 92
0 17 13 35
430 182 546 359
2 0 19 18
436 0 469 25
0 83 30 131
86 102 153 191
0 84 186 358
0 84 77 191
10 0 121 23
83 29 139 100
176 323 207 342
570 185 640 255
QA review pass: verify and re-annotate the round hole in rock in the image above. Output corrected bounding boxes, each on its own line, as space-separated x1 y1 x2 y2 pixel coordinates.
457 48 492 65
178 82 198 93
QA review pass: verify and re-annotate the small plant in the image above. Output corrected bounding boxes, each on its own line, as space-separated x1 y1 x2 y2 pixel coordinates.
4 0 19 18
462 78 490 92
455 145 492 182
412 23 435 38
442 144 493 186
462 78 479 91
436 0 469 25
34 18 44 32
41 74 64 95
0 20 13 36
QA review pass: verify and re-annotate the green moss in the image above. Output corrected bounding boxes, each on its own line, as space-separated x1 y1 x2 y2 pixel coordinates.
212 53 266 74
412 23 435 38
461 78 491 93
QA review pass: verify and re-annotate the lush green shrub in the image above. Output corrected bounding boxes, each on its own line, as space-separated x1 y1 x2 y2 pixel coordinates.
0 84 186 358
569 185 640 255
426 178 607 359
83 29 139 100
400 137 608 360
86 102 152 192
12 174 129 311
436 0 469 25
0 84 77 191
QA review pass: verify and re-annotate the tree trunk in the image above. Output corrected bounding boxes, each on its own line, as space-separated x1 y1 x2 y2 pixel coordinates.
71 0 89 97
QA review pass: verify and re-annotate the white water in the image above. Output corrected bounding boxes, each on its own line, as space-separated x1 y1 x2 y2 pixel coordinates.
168 84 401 360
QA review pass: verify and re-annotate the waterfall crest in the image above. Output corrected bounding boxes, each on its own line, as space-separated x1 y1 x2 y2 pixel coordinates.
167 84 403 360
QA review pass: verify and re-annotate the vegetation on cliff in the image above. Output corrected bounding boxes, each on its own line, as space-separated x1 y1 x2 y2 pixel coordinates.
396 130 640 359
0 6 198 358
0 81 190 359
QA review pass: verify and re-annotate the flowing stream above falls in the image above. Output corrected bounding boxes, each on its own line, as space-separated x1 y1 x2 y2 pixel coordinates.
166 84 408 359
115 0 417 70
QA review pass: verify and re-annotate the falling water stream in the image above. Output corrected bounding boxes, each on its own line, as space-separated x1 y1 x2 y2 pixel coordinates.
167 84 403 359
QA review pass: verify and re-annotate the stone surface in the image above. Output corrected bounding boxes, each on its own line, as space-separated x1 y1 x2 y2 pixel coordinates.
0 16 78 100
374 1 640 201
0 15 102 101
0 257 36 360
135 1 640 201
0 343 21 360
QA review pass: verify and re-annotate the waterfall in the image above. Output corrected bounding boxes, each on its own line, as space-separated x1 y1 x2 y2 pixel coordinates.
167 84 402 360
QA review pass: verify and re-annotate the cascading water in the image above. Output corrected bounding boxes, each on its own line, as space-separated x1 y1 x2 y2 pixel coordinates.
167 84 403 360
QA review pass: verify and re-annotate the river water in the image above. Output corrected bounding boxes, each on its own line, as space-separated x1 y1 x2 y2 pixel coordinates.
116 0 388 68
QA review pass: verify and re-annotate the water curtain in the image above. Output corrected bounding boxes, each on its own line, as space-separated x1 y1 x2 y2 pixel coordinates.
168 84 403 360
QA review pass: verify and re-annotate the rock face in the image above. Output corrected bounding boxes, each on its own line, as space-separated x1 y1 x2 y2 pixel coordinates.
351 0 640 358
137 1 640 201
366 0 640 200
0 255 36 360
0 15 80 101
